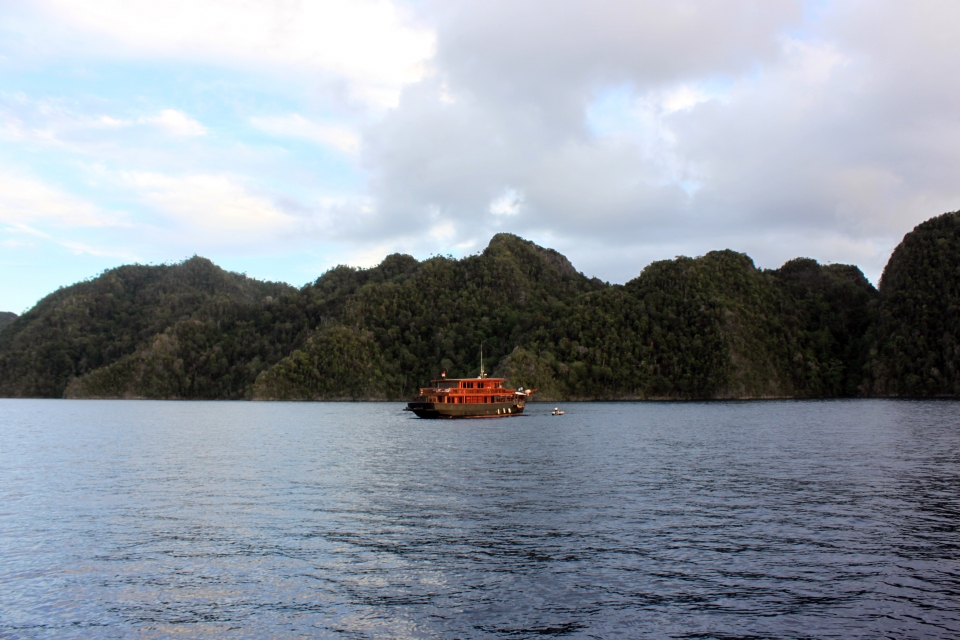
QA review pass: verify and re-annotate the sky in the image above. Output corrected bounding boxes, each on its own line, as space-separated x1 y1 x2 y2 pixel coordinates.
2 0 960 313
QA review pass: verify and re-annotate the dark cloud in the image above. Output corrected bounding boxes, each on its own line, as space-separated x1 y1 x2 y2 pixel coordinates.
350 0 960 283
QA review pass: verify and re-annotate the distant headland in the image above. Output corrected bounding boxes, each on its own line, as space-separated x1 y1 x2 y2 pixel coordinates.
2 211 959 401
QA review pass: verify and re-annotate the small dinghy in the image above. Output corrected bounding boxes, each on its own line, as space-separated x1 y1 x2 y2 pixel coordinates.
551 407 565 415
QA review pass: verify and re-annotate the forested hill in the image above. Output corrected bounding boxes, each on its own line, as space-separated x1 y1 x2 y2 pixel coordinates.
0 312 16 330
0 258 295 398
1 213 958 400
864 211 960 395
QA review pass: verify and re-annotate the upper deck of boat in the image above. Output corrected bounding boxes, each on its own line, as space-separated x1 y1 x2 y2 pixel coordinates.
416 376 525 404
419 376 523 395
427 377 508 390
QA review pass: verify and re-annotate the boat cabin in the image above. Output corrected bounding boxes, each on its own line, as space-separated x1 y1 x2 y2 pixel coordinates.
416 377 525 405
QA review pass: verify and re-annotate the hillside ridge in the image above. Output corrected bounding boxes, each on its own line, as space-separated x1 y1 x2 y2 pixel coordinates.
3 218 959 400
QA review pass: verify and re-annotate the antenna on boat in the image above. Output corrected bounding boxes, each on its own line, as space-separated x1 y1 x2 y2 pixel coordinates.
480 340 485 378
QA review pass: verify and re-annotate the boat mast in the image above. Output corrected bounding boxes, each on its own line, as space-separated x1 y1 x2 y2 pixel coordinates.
480 341 485 378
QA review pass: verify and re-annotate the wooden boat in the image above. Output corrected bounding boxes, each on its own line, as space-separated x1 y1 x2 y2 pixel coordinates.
405 361 535 418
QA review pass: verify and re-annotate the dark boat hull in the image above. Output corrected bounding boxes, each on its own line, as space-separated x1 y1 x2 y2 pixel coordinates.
405 401 526 418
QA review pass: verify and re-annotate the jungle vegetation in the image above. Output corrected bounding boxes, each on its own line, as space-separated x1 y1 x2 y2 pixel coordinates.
1 211 958 400
864 211 960 396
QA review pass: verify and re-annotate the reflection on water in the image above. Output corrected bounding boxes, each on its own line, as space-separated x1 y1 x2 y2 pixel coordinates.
1 399 959 638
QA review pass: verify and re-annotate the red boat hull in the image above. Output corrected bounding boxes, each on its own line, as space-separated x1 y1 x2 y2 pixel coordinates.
405 400 526 418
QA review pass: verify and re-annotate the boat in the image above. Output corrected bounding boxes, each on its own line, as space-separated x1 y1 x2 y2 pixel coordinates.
551 408 564 415
405 357 535 418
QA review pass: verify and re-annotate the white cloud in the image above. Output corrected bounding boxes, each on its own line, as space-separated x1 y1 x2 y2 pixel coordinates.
779 37 850 86
1 238 35 249
660 85 717 114
98 115 127 128
42 0 436 108
439 82 456 105
430 219 455 243
249 115 359 154
6 0 960 293
0 115 28 141
489 188 522 216
1 222 139 261
0 173 113 227
0 98 206 150
121 171 296 243
57 239 139 260
139 109 206 137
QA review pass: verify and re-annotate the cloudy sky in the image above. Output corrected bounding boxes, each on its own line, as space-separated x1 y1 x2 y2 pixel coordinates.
2 0 959 312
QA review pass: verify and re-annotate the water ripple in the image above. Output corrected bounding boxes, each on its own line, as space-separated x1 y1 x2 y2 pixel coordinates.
1 398 959 638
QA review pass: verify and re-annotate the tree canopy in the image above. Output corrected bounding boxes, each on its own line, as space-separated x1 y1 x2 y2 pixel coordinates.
864 211 960 395
3 214 958 400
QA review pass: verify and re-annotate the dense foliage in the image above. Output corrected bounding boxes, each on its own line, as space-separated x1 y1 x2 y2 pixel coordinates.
865 211 960 395
1 258 295 398
495 250 878 399
250 326 388 400
0 312 16 330
3 214 958 400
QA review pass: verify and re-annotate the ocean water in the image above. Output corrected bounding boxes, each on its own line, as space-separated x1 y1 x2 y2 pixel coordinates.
1 399 958 639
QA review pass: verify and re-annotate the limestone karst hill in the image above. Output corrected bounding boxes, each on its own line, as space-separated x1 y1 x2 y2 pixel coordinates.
1 213 958 400
0 257 294 398
865 211 960 396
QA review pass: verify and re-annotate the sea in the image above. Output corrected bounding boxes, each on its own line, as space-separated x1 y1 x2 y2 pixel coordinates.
1 399 958 639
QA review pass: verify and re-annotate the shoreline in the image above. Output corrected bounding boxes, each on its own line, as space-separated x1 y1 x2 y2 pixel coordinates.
6 395 958 402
